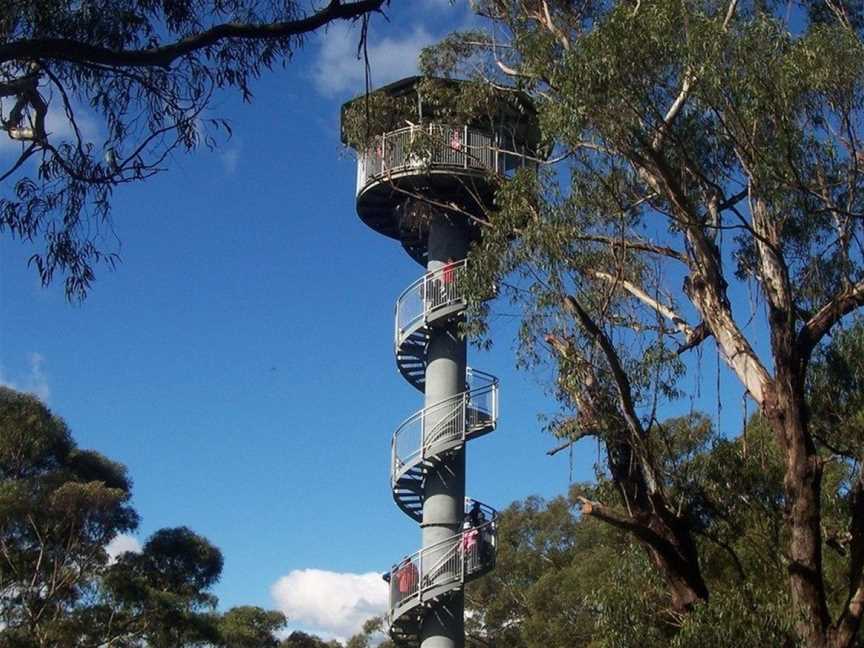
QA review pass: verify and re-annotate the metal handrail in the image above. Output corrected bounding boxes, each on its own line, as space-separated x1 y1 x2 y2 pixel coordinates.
356 124 506 194
395 259 468 351
386 234 504 641
391 369 499 486
387 512 498 622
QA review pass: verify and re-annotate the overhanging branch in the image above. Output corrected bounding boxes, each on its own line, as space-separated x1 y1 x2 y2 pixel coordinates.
0 0 387 68
561 295 646 443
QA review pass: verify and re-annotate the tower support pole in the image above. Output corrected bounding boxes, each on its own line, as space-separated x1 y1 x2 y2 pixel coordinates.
420 213 469 648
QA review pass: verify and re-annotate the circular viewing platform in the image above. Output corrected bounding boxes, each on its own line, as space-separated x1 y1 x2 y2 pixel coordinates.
341 77 542 263
355 123 530 198
353 122 535 262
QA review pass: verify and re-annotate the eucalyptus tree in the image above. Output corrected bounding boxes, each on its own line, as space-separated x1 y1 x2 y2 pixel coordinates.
465 416 799 648
280 631 344 648
345 617 395 648
404 1 864 646
0 386 138 646
0 0 388 299
0 386 284 647
219 606 287 648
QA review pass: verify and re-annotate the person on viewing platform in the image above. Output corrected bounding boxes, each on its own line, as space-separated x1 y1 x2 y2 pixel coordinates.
441 257 456 286
442 257 457 301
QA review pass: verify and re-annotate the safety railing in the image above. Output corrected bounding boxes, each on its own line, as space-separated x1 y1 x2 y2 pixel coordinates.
395 259 468 350
391 369 498 485
357 124 506 194
388 514 497 621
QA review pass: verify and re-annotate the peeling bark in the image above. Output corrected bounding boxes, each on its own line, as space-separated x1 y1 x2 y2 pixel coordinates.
635 152 773 406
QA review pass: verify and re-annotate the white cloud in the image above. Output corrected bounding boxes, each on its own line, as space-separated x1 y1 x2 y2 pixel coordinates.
218 134 244 175
220 146 241 174
0 369 16 391
312 23 438 97
0 353 51 402
105 533 142 564
270 569 387 641
26 353 50 402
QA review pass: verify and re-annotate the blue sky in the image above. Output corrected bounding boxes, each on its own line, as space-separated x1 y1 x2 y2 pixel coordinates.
0 1 753 642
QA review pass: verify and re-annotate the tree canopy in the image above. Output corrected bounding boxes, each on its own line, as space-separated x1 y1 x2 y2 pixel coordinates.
380 1 864 646
465 392 858 647
0 0 388 299
0 386 287 647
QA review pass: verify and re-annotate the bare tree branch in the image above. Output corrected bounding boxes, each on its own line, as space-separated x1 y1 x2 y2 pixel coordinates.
575 234 687 263
798 280 864 362
592 270 692 333
0 0 387 68
546 429 594 456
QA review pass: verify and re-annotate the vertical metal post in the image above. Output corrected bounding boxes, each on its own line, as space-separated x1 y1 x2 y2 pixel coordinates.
421 212 469 648
493 132 499 174
463 125 468 169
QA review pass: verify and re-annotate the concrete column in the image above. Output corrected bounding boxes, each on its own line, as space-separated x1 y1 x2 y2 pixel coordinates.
421 214 468 648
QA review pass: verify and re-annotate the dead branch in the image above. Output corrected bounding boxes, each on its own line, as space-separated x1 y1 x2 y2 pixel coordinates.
592 270 693 336
546 429 594 456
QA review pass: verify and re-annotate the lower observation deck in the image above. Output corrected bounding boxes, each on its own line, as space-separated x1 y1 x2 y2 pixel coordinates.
387 503 498 646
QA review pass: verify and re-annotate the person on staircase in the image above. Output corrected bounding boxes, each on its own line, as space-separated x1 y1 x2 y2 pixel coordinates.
395 557 418 604
462 519 480 574
466 499 486 527
463 500 487 574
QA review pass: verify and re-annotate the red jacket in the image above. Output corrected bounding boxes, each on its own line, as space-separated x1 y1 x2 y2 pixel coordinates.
397 562 418 594
442 261 456 285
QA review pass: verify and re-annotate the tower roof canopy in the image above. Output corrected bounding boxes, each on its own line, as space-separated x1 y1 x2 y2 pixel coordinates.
339 76 541 152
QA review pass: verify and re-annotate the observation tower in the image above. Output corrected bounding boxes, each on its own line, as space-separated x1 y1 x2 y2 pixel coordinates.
341 77 540 648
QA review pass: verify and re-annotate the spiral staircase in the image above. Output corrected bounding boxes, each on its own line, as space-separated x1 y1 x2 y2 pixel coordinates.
386 259 499 646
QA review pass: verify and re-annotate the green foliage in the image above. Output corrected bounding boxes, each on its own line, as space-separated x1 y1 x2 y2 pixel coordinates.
809 319 864 458
219 606 287 648
417 1 864 644
466 489 628 648
668 587 797 648
468 423 800 647
0 387 284 647
103 527 225 647
588 547 673 648
0 386 138 646
0 0 386 299
345 615 395 648
280 630 343 648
